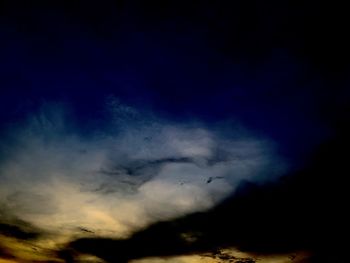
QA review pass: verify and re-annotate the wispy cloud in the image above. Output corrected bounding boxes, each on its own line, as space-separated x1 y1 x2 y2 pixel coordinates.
0 99 286 261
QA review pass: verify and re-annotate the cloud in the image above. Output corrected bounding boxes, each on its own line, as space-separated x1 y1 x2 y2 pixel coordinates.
0 223 39 241
68 124 350 263
0 99 286 262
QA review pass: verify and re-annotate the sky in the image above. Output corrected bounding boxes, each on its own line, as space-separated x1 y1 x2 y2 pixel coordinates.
0 1 349 263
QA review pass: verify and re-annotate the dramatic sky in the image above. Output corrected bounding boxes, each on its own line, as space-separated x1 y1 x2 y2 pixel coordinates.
0 1 349 263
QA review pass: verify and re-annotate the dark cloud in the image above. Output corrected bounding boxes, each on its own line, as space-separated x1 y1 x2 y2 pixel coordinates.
0 223 40 240
0 215 51 262
0 209 45 241
0 244 14 260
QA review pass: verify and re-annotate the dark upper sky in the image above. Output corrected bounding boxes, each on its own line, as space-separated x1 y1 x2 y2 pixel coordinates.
1 1 349 155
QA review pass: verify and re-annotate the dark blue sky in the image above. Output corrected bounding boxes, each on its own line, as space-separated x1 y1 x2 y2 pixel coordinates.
1 0 349 163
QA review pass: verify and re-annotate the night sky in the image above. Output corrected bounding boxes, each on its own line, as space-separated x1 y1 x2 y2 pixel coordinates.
0 1 349 263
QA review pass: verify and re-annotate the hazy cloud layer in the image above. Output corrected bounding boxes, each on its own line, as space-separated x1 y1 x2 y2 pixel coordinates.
0 100 286 241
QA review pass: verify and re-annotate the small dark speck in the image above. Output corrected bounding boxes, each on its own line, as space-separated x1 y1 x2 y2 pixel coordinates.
78 227 94 234
206 176 224 184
